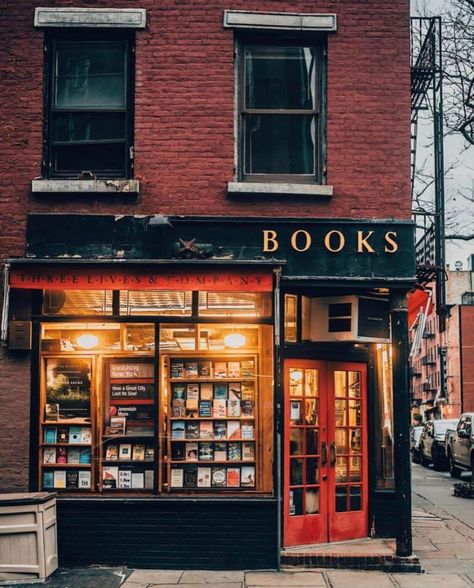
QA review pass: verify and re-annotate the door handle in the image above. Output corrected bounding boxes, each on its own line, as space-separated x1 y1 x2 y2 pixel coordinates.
330 442 336 466
321 442 327 466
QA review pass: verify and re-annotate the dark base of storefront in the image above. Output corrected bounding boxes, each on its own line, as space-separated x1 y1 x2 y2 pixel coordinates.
56 497 278 570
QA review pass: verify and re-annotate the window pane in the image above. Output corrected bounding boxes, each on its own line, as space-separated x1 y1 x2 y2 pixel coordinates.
120 290 192 316
245 46 316 109
53 113 126 143
42 289 113 316
198 292 272 318
55 43 126 108
53 142 125 175
244 114 315 175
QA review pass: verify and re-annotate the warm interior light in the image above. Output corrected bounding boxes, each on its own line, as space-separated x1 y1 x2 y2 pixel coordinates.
76 334 99 349
224 333 246 349
290 370 303 382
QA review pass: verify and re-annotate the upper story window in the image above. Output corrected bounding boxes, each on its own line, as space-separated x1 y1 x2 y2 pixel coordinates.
45 32 133 179
239 41 324 183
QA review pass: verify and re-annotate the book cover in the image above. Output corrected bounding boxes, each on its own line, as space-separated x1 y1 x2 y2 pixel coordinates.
198 361 212 377
213 383 228 400
132 444 145 461
103 466 119 489
199 421 213 439
241 399 254 417
105 444 119 461
200 382 213 400
227 398 241 417
69 426 82 443
43 471 54 489
118 469 132 489
56 447 67 464
144 469 154 489
214 442 227 461
228 361 241 378
186 383 199 399
119 444 132 460
242 381 255 397
66 470 79 488
198 442 214 461
185 422 199 439
170 467 184 488
197 467 212 487
57 427 69 443
67 447 80 464
198 400 212 417
213 399 227 418
228 442 242 461
241 360 255 377
241 466 256 487
183 467 197 488
43 447 57 464
54 470 66 489
109 417 126 435
172 384 186 400
172 399 185 417
213 362 227 379
185 361 199 378
211 466 226 488
170 361 184 378
131 472 144 489
44 426 57 444
228 383 242 400
171 421 186 439
241 423 254 440
213 421 227 439
242 442 255 461
227 467 241 488
171 442 185 461
227 420 241 440
185 397 199 418
79 448 91 464
185 442 198 461
81 427 92 444
78 471 91 489
144 445 154 460
45 403 59 421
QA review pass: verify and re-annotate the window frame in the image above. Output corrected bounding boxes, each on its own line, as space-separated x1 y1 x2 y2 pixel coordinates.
43 29 135 180
237 35 326 184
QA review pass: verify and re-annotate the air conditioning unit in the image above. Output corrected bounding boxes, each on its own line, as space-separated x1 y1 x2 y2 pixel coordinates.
309 296 390 343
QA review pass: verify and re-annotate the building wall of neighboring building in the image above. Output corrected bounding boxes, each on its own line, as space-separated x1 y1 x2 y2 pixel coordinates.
446 270 474 305
444 307 462 419
461 306 474 412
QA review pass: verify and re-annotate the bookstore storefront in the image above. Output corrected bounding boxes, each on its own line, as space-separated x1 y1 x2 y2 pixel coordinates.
4 214 416 569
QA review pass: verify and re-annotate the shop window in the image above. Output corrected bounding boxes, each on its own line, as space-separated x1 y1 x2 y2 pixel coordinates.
198 292 272 317
239 42 323 182
284 294 297 342
374 344 394 489
120 290 192 316
42 289 113 316
44 32 133 179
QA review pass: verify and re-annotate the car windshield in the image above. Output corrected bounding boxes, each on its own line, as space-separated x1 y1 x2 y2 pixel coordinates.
434 420 458 435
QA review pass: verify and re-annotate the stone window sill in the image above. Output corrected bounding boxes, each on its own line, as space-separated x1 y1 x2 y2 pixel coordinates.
227 181 333 197
31 179 140 194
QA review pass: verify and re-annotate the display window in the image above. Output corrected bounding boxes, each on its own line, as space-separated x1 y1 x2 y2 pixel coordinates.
38 288 274 496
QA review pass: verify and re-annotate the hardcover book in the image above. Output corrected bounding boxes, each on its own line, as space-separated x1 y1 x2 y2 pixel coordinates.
228 383 242 400
78 471 91 489
185 422 199 439
54 470 66 489
103 466 119 489
172 421 186 439
119 444 132 460
213 362 228 379
213 399 227 418
214 442 227 461
69 426 82 443
228 362 241 378
66 470 79 488
197 467 212 487
79 448 91 464
241 423 254 440
211 466 226 488
43 471 54 488
44 427 57 444
172 384 186 400
213 383 228 399
131 472 144 489
81 427 92 444
171 361 184 378
172 399 185 417
144 445 154 460
185 442 198 461
198 361 212 377
227 398 241 417
227 420 241 440
171 442 185 461
227 467 241 488
242 442 255 461
43 447 57 464
200 383 213 400
170 467 184 488
132 444 145 461
241 360 255 377
185 362 199 378
67 447 80 464
183 467 198 488
241 466 256 487
227 442 242 461
118 469 132 489
213 421 227 439
199 421 213 439
57 427 69 443
198 400 212 417
198 442 214 461
144 469 154 489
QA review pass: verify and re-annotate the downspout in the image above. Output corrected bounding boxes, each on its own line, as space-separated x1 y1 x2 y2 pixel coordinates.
1 263 10 345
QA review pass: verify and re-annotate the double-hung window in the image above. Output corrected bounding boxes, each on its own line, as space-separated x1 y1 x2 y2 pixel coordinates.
45 32 133 179
239 41 323 183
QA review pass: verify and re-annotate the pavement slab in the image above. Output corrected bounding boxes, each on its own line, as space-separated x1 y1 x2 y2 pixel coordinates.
392 574 470 587
180 571 245 583
127 570 184 584
148 584 242 588
326 571 395 587
245 571 327 586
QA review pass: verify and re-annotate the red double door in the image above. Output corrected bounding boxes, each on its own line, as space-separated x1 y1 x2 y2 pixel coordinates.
284 360 368 546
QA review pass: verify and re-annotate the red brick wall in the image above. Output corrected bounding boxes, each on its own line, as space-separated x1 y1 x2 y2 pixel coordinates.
0 0 410 491
461 306 474 412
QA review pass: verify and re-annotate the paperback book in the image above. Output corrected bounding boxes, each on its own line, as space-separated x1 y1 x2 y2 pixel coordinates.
170 467 184 488
211 466 226 488
199 421 213 439
66 470 79 488
185 362 199 378
172 399 185 417
43 471 54 488
185 442 198 461
69 426 82 443
185 422 199 439
227 398 241 417
197 467 212 488
54 470 66 489
241 466 256 487
118 469 132 489
214 421 227 439
78 471 91 489
200 383 213 400
132 444 145 461
171 442 185 461
43 447 57 464
171 362 184 378
228 362 241 378
131 472 144 489
241 423 254 440
105 445 119 461
198 442 214 461
172 421 186 439
213 362 227 379
144 469 154 489
214 383 228 399
227 467 241 488
44 427 57 444
227 420 241 440
119 444 132 460
183 467 198 488
172 384 186 400
227 442 242 461
67 447 81 464
214 442 227 461
79 448 91 464
198 400 212 417
242 442 255 461
198 361 212 377
103 466 119 489
213 399 226 418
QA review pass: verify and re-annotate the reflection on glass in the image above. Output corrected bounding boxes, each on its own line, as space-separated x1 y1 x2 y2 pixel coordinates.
334 371 346 397
350 486 362 511
305 398 319 425
335 429 348 454
290 369 303 396
306 457 319 484
290 458 303 485
349 400 361 426
305 369 319 397
335 399 347 426
348 371 361 398
290 488 304 516
305 488 319 514
335 457 348 483
335 486 347 512
350 428 362 453
290 428 304 455
290 400 303 425
306 429 318 455
350 456 362 482
284 295 297 342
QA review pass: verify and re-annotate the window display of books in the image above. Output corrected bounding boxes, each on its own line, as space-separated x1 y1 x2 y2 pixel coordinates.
167 356 257 491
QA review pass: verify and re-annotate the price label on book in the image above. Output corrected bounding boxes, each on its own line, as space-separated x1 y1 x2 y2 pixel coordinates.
110 383 154 399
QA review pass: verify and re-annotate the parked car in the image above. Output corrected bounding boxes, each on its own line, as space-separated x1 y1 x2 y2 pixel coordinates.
419 419 459 470
410 426 424 463
445 413 474 478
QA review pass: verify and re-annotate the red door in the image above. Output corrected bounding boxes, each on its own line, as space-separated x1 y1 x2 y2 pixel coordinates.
284 360 368 546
